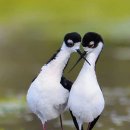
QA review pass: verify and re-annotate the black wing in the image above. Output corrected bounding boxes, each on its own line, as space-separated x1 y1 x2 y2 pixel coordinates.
60 76 72 91
87 115 100 130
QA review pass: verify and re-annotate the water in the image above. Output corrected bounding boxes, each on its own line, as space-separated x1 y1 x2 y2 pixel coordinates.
0 37 130 130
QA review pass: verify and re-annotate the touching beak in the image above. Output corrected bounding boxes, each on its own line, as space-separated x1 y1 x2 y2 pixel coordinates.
69 49 91 72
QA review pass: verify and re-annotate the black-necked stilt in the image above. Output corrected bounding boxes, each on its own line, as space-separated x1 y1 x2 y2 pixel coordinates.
68 32 105 130
26 32 82 130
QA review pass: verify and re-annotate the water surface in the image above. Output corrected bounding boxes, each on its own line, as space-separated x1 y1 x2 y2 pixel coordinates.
0 40 130 130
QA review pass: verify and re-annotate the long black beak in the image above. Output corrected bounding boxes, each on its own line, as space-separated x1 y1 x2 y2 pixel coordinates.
68 49 91 72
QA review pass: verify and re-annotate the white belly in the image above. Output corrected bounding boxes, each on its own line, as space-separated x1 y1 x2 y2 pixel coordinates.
68 77 105 123
27 69 69 123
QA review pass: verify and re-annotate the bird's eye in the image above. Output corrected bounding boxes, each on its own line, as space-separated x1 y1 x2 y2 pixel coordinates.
88 41 94 48
67 39 74 47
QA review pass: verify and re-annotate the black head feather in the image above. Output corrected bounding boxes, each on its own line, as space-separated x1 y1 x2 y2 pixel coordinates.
64 32 81 47
82 32 103 48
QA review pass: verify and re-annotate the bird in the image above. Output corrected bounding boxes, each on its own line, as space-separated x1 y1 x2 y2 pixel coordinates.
68 32 105 130
26 32 83 130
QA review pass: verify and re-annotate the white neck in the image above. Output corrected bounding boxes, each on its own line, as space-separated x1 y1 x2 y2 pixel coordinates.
44 43 72 76
75 42 103 90
83 42 103 69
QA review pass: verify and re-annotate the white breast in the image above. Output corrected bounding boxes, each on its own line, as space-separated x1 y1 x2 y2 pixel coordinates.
27 65 69 123
68 68 105 123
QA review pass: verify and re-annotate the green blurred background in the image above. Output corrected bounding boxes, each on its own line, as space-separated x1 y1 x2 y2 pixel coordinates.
0 0 130 130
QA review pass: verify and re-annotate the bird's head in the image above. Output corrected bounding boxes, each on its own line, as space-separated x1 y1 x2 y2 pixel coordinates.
82 32 104 54
69 32 104 72
61 32 81 53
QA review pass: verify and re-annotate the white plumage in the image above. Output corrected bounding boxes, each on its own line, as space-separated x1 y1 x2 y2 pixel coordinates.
68 64 104 122
26 32 81 130
27 48 70 124
68 33 105 130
